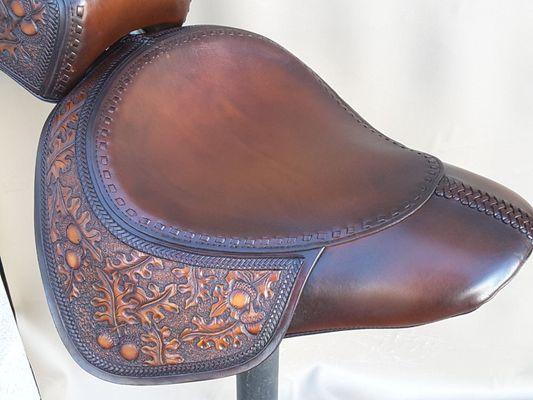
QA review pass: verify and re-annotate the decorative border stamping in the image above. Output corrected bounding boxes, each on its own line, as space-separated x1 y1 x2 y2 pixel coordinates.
85 26 444 252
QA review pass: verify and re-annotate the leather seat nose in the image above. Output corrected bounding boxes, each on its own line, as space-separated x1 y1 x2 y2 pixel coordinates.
287 163 533 336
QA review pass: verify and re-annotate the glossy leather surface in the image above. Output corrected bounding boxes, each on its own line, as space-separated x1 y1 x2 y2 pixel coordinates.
91 26 441 252
288 164 533 335
0 0 191 101
26 23 533 384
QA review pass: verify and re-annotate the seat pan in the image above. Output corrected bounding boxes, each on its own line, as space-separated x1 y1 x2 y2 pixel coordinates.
288 163 533 335
89 25 441 252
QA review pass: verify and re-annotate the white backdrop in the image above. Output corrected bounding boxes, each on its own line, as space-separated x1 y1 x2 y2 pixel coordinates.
0 1 532 399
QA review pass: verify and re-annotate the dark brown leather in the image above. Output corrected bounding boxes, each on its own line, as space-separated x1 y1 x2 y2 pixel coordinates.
30 25 532 385
0 0 191 101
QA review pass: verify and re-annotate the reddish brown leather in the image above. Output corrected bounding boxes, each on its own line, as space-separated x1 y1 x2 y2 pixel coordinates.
288 164 533 335
54 0 191 99
92 26 441 252
0 0 191 101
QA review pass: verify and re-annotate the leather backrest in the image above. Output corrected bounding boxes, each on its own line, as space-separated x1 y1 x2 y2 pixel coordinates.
0 0 191 101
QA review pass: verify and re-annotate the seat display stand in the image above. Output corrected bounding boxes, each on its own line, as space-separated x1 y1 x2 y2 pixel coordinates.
237 348 280 400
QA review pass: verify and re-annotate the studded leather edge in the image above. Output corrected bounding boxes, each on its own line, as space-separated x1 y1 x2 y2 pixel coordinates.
435 175 533 241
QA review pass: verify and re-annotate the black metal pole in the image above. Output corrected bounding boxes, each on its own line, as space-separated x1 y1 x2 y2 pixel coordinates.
236 347 280 400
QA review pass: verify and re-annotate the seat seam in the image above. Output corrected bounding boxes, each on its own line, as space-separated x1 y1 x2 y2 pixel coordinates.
435 175 533 241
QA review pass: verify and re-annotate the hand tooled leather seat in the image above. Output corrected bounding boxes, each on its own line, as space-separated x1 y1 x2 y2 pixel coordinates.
0 0 191 101
28 25 532 384
0 0 531 389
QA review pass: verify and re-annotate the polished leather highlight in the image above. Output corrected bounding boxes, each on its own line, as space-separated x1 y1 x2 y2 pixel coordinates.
0 0 191 101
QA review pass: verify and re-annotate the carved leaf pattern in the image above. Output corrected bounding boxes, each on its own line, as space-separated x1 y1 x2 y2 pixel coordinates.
0 0 47 59
181 316 246 351
226 271 281 301
104 251 163 283
92 271 180 332
209 284 231 319
0 1 19 57
44 89 288 367
181 270 281 351
252 271 281 304
68 196 103 262
49 183 102 262
130 283 179 326
173 266 216 309
56 259 83 301
45 97 182 362
46 101 80 184
141 325 183 366
30 0 45 23
91 269 138 333
44 94 101 300
46 99 79 244
47 143 74 183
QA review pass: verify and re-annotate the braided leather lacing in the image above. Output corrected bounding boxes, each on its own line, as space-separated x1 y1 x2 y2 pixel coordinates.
435 176 533 241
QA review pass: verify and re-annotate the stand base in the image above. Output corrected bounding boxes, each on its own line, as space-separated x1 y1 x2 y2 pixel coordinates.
236 348 280 400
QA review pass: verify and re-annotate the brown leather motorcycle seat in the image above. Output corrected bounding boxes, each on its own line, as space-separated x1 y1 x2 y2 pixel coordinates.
35 26 533 384
0 0 191 101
